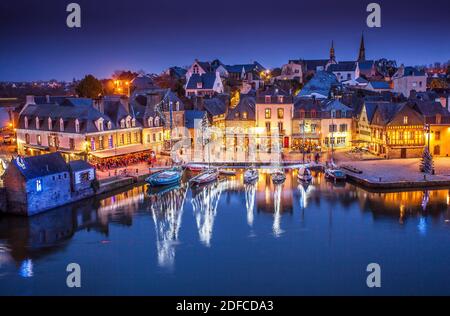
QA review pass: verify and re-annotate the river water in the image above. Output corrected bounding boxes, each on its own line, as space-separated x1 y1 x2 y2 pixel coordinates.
1 169 450 295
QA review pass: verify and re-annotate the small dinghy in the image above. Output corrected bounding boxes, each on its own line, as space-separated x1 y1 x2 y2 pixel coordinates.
189 168 219 186
185 163 207 172
297 166 312 182
271 170 286 184
324 168 346 181
146 168 182 187
219 168 236 176
244 168 259 183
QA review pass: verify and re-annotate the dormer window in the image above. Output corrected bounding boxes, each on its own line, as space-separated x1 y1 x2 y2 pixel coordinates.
75 119 80 133
107 121 112 129
193 64 199 74
147 117 153 127
98 119 104 131
48 117 52 130
403 116 408 125
265 96 271 103
120 119 125 128
154 117 160 127
131 118 136 127
59 118 64 132
278 96 284 103
125 117 131 128
176 102 180 111
197 82 203 89
242 111 248 119
24 116 28 129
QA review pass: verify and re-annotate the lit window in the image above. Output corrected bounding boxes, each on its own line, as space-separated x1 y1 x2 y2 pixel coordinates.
403 116 408 124
148 117 153 127
24 117 28 129
265 108 271 119
75 119 80 133
35 117 40 129
242 112 248 119
36 179 42 192
277 108 284 119
48 117 52 130
132 118 136 127
59 118 64 132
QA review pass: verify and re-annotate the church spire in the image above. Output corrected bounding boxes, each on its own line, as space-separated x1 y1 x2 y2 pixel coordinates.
330 40 335 61
358 33 366 62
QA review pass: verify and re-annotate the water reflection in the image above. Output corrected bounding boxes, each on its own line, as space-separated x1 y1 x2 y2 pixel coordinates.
191 181 223 247
0 170 449 280
149 184 188 268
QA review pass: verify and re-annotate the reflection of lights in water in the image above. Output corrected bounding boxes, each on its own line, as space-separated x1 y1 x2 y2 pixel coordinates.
421 190 430 211
273 184 283 237
418 217 427 236
19 259 33 278
191 182 223 247
98 191 145 214
245 183 256 226
297 183 314 209
399 205 405 225
150 184 188 268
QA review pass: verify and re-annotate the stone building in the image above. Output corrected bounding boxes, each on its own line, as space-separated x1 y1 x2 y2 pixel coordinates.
2 152 95 216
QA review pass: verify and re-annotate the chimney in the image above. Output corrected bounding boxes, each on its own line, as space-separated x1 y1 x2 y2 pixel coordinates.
25 95 35 106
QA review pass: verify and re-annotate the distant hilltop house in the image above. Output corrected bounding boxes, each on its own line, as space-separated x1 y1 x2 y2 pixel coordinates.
185 59 266 96
2 152 95 216
392 65 427 97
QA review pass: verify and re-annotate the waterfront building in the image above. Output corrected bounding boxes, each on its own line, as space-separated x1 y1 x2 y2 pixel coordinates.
292 98 322 150
277 60 304 83
2 152 95 216
392 65 427 97
203 96 228 130
320 99 353 150
255 88 294 149
354 102 378 148
225 95 256 152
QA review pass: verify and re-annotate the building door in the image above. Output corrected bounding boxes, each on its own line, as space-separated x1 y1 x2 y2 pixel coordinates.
434 145 440 156
401 148 407 158
283 136 289 148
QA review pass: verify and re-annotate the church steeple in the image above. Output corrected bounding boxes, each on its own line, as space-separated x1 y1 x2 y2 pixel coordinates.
358 33 366 62
330 40 335 61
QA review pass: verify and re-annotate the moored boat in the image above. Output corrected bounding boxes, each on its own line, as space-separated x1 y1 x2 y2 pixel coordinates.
297 166 312 182
189 168 219 186
244 168 259 183
185 163 208 172
271 170 286 184
324 168 346 181
146 168 182 187
219 168 236 176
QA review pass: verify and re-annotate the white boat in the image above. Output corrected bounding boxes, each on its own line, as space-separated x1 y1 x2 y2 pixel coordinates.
244 168 259 183
297 166 312 182
189 168 219 186
219 168 236 176
271 170 286 184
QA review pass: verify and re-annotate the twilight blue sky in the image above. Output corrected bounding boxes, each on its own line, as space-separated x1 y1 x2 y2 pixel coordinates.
0 0 449 81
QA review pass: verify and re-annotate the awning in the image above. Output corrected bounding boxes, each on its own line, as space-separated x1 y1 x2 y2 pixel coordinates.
90 144 150 159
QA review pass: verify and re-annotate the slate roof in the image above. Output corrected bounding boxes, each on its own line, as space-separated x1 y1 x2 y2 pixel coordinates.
12 152 69 180
358 60 375 70
19 100 112 133
372 102 404 125
363 102 382 123
68 160 94 172
328 62 357 72
302 59 329 72
409 100 450 117
131 75 155 91
368 81 391 89
293 98 321 119
186 73 217 90
297 71 339 98
204 97 227 116
322 99 352 112
225 62 265 74
185 110 207 129
226 96 256 121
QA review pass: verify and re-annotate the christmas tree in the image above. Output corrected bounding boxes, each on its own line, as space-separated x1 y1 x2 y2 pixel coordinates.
420 146 434 174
